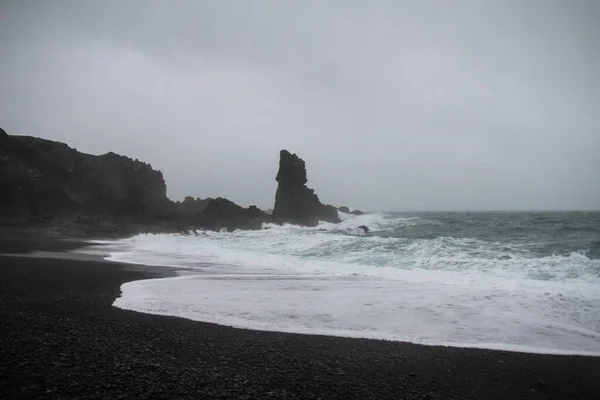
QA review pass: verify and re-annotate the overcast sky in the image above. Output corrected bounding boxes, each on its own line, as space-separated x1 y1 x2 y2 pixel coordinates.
1 0 598 211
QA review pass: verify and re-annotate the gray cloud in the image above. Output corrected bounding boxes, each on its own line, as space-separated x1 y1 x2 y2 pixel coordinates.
1 0 599 211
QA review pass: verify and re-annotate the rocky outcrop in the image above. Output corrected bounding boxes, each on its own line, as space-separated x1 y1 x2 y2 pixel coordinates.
338 206 364 216
0 128 9 146
273 150 340 226
194 198 270 231
0 131 172 222
176 196 212 217
0 129 276 234
1 129 363 235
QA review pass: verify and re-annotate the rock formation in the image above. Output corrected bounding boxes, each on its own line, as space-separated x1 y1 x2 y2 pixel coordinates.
194 198 270 231
273 150 340 226
0 130 175 235
1 129 364 235
176 196 212 216
338 205 364 215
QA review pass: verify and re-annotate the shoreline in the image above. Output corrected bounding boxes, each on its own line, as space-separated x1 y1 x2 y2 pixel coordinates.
1 235 600 399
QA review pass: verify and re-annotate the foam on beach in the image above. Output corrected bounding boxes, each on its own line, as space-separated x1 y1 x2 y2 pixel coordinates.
106 212 600 355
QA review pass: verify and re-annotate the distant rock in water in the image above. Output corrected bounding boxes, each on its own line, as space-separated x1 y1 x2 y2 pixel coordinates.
338 205 364 215
358 225 369 234
339 206 365 215
273 150 340 226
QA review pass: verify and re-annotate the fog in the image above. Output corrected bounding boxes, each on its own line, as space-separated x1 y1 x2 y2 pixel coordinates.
1 0 598 211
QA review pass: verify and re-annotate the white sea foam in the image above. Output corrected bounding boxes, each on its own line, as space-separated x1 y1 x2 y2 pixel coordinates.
107 214 600 355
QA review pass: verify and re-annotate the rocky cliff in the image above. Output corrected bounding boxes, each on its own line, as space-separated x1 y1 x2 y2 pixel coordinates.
0 129 173 231
273 150 340 226
1 128 355 235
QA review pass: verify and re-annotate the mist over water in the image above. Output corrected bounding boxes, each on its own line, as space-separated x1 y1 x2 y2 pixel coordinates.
107 212 600 355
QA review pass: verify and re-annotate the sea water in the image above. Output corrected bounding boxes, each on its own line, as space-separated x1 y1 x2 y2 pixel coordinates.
104 211 600 355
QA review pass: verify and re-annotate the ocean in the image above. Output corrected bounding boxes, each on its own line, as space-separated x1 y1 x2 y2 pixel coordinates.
99 211 600 355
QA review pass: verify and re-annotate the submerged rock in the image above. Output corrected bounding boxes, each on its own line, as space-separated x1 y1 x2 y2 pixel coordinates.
273 150 340 226
358 225 370 234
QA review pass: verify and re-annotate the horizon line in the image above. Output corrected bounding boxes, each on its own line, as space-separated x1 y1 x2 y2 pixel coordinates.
378 209 600 213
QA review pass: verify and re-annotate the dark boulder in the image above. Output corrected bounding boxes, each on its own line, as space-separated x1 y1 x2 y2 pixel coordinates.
338 205 363 215
358 225 370 234
273 150 340 226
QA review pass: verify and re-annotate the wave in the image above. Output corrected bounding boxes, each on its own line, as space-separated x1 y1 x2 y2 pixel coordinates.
104 213 600 289
106 212 600 355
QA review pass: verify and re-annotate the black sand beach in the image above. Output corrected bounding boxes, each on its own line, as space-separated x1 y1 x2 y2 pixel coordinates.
1 236 599 399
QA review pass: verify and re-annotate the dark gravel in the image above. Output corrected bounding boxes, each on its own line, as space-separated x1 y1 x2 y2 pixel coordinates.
1 239 599 399
0 229 95 254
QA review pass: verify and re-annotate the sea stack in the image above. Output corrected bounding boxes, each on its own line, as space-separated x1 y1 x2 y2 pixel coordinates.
273 150 340 226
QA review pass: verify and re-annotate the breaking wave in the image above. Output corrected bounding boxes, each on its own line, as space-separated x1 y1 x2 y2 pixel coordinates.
101 211 600 355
